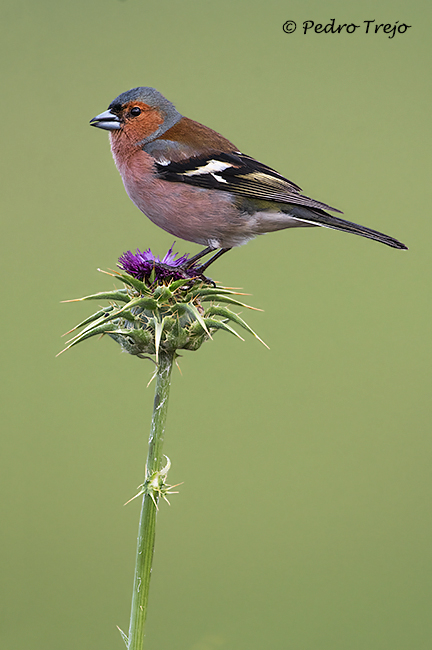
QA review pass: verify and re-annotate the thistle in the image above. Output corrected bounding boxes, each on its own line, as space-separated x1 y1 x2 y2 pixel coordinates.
61 245 265 360
60 246 266 650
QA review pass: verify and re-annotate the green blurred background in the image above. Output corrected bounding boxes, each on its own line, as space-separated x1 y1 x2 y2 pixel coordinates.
1 0 431 648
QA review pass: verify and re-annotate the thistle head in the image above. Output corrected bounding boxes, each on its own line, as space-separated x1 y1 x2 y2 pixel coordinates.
60 245 267 360
117 245 201 284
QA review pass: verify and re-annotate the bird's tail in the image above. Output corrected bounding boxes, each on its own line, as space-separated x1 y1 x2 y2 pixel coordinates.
291 206 408 250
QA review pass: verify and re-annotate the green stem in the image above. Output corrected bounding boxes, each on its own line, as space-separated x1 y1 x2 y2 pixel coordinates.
127 350 175 650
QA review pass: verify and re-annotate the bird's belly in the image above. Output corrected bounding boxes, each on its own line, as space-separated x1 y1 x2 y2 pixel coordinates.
122 172 259 247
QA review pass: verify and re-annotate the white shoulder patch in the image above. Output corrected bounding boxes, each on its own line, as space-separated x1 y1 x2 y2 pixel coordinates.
156 157 171 166
182 159 233 177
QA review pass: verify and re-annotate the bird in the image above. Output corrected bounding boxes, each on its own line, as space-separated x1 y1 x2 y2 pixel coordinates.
90 87 407 270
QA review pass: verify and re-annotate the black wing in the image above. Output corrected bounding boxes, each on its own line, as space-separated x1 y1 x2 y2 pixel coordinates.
155 151 342 213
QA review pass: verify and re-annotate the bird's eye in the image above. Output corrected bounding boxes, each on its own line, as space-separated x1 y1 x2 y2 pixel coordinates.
130 107 141 117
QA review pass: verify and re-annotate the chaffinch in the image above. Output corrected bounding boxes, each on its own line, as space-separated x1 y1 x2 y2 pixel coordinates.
90 87 407 268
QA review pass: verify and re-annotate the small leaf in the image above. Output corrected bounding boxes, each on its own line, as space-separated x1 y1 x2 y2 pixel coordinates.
116 272 151 295
65 310 122 341
57 322 119 355
201 295 262 310
116 626 129 647
204 306 269 348
183 332 206 351
184 303 211 338
118 309 138 322
65 320 120 343
154 318 165 363
204 318 244 340
191 287 249 298
62 290 130 303
169 278 196 292
148 267 156 284
124 296 158 311
113 327 153 347
63 306 114 335
154 286 172 302
169 303 188 317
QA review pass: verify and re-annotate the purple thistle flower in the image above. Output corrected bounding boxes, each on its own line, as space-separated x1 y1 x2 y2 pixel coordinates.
118 244 200 283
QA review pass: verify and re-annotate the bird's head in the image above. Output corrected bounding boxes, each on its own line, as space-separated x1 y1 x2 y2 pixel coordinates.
90 87 182 146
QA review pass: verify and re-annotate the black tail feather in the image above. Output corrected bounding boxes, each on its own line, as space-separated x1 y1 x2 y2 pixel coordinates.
292 208 408 250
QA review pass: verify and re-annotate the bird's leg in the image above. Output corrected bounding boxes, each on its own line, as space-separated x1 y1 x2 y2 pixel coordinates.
196 248 231 273
182 247 232 285
184 246 215 268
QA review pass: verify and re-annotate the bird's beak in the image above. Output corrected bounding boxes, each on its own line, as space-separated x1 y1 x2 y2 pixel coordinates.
89 109 122 131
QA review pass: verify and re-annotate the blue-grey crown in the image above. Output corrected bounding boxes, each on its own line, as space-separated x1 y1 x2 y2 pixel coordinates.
108 87 182 145
109 86 182 131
